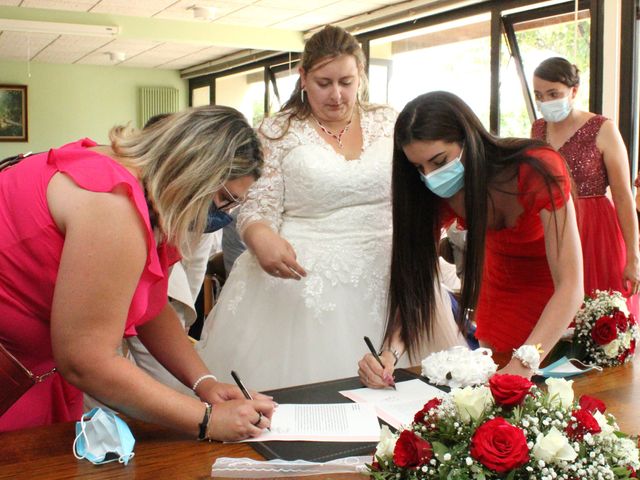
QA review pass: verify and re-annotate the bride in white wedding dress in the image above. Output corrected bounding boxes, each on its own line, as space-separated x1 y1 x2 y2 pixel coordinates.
196 26 466 391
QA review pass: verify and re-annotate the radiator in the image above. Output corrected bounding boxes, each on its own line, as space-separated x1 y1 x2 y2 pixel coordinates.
139 87 179 127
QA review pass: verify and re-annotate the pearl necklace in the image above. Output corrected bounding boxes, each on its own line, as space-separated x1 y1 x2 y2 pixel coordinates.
312 111 354 148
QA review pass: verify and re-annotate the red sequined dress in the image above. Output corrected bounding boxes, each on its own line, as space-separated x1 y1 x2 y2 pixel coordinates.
532 115 632 310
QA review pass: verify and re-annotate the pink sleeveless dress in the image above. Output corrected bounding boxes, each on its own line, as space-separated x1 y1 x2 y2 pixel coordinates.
532 116 637 316
0 139 179 431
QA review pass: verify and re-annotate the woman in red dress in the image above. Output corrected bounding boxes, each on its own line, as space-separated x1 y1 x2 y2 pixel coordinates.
532 57 640 315
358 91 583 385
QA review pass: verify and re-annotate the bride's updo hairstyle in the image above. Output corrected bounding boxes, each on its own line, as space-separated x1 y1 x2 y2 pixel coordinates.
266 25 370 138
110 105 263 248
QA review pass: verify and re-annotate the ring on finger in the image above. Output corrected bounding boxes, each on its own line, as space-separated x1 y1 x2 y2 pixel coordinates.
252 411 263 427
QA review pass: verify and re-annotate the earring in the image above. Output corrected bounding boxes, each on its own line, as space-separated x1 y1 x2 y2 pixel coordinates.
300 88 305 103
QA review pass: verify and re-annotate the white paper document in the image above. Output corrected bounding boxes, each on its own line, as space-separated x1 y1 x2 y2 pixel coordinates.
339 379 448 429
243 403 381 442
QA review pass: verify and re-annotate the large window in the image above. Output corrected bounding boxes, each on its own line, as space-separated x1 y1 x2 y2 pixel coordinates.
500 8 591 137
369 13 492 126
190 1 609 146
267 67 298 115
215 67 265 127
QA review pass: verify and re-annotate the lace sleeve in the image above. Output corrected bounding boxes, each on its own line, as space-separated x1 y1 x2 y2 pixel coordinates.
237 116 290 238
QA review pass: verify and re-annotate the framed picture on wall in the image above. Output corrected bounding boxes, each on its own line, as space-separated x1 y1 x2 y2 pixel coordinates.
0 85 28 142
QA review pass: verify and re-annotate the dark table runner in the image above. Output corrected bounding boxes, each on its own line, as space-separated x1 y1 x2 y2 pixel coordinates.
250 369 439 462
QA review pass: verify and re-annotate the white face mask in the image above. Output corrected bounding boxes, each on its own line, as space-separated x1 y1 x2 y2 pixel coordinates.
73 407 135 465
536 97 573 123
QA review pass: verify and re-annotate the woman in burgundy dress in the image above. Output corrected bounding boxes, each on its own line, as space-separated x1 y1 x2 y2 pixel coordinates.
532 57 640 315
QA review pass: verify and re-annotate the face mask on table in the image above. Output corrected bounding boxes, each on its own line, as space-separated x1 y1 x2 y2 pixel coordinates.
420 149 465 198
539 356 602 378
73 407 135 465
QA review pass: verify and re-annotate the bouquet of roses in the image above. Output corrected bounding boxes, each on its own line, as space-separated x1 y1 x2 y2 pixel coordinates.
573 290 638 367
369 374 639 479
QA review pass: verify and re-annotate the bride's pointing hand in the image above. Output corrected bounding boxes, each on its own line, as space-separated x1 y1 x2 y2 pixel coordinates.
243 222 307 280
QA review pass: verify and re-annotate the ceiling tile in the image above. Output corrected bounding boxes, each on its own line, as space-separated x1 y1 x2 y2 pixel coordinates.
0 31 56 61
31 34 112 63
273 11 346 30
256 0 339 7
75 38 161 65
216 5 305 27
0 0 22 6
20 0 95 10
89 0 177 16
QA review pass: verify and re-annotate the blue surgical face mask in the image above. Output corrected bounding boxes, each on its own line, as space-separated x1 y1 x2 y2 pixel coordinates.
537 97 573 123
420 149 465 198
204 202 233 233
539 356 602 378
73 407 135 465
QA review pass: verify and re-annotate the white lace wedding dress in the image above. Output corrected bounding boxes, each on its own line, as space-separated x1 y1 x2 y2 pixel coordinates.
196 106 465 391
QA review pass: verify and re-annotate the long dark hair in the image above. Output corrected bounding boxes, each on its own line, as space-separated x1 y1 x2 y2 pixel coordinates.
386 91 565 360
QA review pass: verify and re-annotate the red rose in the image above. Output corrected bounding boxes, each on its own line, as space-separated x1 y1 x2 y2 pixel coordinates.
629 313 637 325
627 465 637 478
489 374 534 407
414 398 442 424
579 395 606 414
470 418 530 473
566 409 602 440
370 461 380 471
613 310 629 331
591 315 618 345
393 430 433 468
631 339 637 355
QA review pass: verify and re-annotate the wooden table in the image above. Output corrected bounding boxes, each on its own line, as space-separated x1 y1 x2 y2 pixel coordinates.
1 360 637 480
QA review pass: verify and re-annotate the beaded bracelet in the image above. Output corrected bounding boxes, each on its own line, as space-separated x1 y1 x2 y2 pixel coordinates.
192 374 218 393
197 402 212 441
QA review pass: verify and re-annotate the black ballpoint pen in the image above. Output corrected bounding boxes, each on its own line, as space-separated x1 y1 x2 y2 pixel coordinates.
230 370 253 400
363 336 396 390
231 370 270 431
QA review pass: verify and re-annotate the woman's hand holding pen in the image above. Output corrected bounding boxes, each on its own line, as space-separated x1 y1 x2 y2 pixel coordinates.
243 223 307 280
205 398 275 441
198 380 274 404
358 351 396 389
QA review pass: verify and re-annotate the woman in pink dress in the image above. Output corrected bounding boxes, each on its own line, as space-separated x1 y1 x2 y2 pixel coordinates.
0 106 275 440
532 57 640 314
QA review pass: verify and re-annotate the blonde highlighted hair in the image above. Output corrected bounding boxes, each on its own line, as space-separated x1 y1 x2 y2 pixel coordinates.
110 105 262 248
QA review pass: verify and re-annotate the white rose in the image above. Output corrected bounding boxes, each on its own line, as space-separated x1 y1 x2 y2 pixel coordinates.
603 339 621 358
622 331 633 349
611 296 630 315
592 410 616 438
545 378 574 409
451 385 493 422
375 425 398 459
532 427 577 463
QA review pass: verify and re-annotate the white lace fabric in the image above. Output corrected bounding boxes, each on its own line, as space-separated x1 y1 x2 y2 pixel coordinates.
237 105 396 236
197 105 451 391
